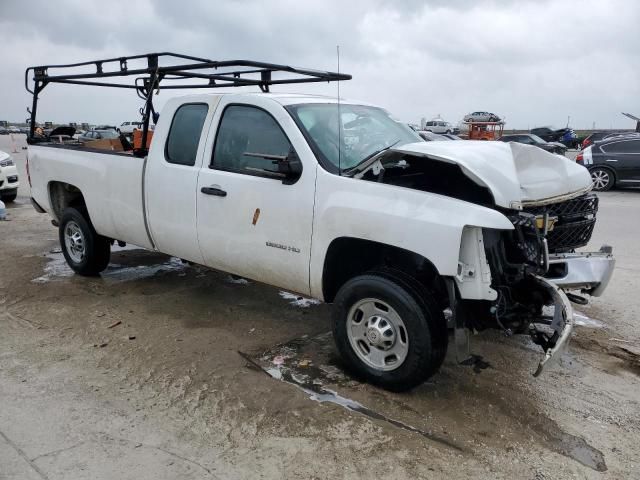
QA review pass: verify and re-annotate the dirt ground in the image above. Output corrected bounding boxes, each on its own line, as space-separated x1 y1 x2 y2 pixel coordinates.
1 135 639 479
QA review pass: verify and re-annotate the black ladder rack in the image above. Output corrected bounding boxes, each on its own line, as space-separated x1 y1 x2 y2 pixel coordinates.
25 52 351 155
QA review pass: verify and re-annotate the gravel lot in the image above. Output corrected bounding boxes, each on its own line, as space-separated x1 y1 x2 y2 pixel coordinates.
1 135 639 479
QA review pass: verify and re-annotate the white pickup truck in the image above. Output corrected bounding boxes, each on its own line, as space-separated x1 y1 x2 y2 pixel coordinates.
26 55 614 391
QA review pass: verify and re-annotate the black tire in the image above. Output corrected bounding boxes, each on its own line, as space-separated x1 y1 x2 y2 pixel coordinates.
1 192 17 203
589 167 615 192
332 273 447 392
59 207 111 276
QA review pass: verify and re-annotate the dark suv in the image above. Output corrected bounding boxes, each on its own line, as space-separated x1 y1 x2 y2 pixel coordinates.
577 137 640 191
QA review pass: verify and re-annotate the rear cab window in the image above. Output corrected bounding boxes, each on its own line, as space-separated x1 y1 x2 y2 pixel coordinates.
165 103 209 166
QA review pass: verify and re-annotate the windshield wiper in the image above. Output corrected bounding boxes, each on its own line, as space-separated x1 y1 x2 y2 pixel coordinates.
342 139 401 176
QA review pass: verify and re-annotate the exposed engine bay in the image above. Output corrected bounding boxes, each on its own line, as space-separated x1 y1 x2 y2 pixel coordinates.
358 151 611 373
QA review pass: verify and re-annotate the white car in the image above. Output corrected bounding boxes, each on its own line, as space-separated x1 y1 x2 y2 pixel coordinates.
463 111 501 123
0 150 19 202
423 120 456 134
118 121 143 134
27 85 614 391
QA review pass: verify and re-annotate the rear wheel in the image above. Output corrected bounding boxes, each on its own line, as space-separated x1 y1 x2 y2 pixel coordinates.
59 207 111 276
590 167 614 192
332 273 447 391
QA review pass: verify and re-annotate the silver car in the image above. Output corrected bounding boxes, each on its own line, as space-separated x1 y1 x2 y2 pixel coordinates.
463 111 501 123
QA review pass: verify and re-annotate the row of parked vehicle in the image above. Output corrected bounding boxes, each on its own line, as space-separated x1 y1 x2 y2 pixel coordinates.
0 126 27 135
576 132 640 191
413 119 640 192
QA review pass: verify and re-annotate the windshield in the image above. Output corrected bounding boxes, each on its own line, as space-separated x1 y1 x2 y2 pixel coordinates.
287 103 421 172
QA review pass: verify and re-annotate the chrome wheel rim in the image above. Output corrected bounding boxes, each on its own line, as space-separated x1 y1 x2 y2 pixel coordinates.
346 298 409 371
591 170 609 190
64 221 85 263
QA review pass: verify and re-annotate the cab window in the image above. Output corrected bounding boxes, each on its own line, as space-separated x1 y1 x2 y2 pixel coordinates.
211 105 293 175
165 103 209 166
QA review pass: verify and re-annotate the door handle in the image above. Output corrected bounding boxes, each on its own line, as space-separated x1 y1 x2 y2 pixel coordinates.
201 186 227 197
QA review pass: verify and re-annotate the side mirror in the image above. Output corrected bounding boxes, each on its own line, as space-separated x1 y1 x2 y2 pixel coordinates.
278 149 302 185
242 148 303 184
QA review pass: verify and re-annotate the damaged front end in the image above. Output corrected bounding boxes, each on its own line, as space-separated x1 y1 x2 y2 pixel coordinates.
458 192 614 376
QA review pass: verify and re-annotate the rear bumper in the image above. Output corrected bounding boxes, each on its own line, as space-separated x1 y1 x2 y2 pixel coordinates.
545 246 615 297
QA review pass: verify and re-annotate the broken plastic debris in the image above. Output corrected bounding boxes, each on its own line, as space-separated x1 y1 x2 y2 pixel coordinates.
272 355 286 366
298 359 312 367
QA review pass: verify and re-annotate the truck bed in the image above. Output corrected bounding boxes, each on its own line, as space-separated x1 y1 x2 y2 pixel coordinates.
29 144 153 249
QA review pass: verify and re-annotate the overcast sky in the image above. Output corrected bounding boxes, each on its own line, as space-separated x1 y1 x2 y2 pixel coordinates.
1 0 638 129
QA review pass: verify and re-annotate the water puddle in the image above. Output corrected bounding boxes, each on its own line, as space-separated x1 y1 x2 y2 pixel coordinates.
225 275 250 285
32 247 186 284
550 431 607 472
240 332 464 451
574 311 605 328
278 291 321 308
243 332 607 471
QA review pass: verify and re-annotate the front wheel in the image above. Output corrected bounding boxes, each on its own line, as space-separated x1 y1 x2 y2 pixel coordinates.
59 207 111 276
332 273 447 391
590 167 614 192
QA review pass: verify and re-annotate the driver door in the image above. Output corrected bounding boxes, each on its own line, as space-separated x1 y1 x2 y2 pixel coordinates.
196 98 316 295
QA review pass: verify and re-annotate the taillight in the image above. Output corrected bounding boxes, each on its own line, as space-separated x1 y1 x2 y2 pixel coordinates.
576 152 584 164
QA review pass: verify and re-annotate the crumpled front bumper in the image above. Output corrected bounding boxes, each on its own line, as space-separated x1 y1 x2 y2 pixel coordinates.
545 245 615 297
531 245 615 376
531 275 574 376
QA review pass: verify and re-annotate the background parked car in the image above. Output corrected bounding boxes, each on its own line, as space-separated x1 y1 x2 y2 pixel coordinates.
463 111 501 122
577 137 640 191
78 129 120 142
118 121 143 134
0 150 19 203
499 133 567 155
441 133 462 140
417 131 450 141
530 126 579 148
423 120 459 134
582 131 623 148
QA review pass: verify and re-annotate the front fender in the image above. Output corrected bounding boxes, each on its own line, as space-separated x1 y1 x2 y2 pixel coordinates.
309 169 513 299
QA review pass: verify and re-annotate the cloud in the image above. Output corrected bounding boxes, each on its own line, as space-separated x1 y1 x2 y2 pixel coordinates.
0 0 638 129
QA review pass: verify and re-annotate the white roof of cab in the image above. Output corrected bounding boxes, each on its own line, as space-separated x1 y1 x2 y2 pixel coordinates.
171 91 375 107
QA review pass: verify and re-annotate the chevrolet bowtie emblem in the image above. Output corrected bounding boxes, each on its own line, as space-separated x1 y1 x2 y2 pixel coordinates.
535 215 558 231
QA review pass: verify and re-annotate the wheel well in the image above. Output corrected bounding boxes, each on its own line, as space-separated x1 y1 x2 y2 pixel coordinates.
322 237 447 305
49 181 86 220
